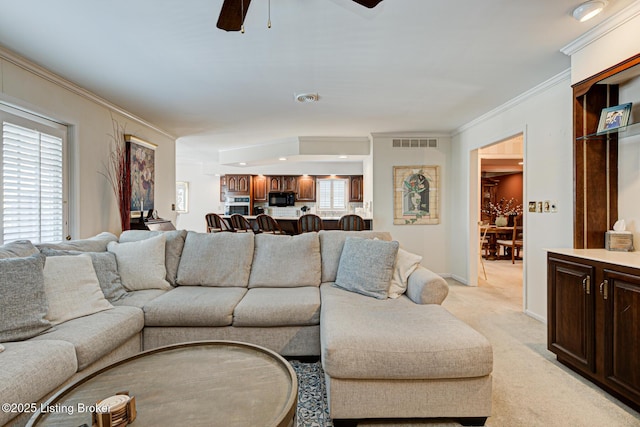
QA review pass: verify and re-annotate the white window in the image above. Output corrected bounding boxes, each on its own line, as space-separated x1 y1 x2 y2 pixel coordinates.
1 105 68 244
317 178 348 213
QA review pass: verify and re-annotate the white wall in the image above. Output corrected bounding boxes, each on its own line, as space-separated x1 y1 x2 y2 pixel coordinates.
618 78 640 242
371 134 451 275
0 51 176 238
451 75 574 322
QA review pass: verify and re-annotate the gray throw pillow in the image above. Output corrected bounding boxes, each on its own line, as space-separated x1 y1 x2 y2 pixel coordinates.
0 240 39 259
0 254 51 342
39 248 127 302
334 237 400 300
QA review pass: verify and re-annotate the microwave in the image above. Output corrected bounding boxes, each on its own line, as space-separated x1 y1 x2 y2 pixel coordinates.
268 192 295 207
225 196 250 216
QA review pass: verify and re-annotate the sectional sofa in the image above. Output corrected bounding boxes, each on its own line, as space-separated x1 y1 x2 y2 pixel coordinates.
0 229 493 427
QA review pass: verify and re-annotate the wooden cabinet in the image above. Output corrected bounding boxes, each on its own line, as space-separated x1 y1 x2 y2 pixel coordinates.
266 175 297 193
252 175 267 202
296 176 316 202
220 175 227 202
349 175 363 202
226 174 251 195
548 251 640 410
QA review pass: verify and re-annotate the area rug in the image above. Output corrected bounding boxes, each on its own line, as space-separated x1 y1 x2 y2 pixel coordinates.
290 360 334 427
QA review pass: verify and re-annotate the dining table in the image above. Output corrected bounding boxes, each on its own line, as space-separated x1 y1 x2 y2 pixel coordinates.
480 225 515 260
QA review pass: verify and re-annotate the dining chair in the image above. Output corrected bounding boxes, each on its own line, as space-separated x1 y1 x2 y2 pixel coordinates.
297 214 323 233
496 216 523 264
338 214 366 231
255 214 285 234
205 213 233 233
479 221 489 280
230 214 255 233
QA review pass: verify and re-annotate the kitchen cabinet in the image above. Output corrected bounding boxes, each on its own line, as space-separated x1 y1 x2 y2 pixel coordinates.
226 174 251 195
252 175 267 202
547 251 640 410
349 175 363 202
296 176 316 202
266 175 298 193
219 175 227 202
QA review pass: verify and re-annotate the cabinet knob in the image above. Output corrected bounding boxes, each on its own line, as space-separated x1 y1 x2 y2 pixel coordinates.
599 279 609 300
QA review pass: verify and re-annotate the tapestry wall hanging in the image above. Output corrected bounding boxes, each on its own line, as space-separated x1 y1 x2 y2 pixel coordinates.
393 165 440 225
126 135 156 215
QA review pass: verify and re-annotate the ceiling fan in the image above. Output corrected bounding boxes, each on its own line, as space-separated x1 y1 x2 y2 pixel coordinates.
216 0 384 32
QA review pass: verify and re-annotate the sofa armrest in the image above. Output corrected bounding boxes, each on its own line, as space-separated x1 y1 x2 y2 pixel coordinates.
405 266 449 305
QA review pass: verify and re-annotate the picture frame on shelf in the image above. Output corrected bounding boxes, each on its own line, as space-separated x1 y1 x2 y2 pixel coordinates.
596 102 632 134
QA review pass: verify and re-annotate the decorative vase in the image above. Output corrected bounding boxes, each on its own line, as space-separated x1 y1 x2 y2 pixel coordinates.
495 215 508 227
412 194 421 211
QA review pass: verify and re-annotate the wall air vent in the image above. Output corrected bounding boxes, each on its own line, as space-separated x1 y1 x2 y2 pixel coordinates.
392 138 438 148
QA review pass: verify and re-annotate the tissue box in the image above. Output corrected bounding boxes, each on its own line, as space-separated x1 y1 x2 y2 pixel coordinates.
605 231 634 251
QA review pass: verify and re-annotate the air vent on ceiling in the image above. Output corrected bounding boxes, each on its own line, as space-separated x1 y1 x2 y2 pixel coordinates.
392 138 438 149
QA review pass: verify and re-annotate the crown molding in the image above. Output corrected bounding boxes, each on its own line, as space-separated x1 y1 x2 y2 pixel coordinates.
0 46 174 139
453 69 571 136
561 1 640 56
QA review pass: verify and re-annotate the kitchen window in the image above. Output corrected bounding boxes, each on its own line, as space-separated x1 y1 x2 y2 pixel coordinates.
1 104 68 244
317 178 348 214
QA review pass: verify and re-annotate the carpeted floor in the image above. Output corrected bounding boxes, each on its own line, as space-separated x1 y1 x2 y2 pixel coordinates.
290 262 640 426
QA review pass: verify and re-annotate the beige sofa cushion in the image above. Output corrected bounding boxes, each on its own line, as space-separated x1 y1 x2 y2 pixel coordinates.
177 232 254 287
318 230 392 283
143 286 247 327
108 234 171 291
233 287 320 326
31 306 143 371
113 289 169 309
0 340 77 426
119 230 188 286
320 283 493 380
249 233 321 288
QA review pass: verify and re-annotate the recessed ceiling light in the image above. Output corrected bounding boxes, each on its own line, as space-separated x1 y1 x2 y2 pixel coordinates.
239 162 247 166
279 157 287 161
295 93 319 103
338 155 348 159
572 1 607 22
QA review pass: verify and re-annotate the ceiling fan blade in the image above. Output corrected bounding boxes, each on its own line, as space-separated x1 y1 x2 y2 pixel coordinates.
352 0 383 8
217 0 252 32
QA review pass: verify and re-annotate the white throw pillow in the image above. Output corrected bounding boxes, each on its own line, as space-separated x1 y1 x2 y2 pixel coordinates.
43 254 113 325
108 234 171 291
388 248 422 299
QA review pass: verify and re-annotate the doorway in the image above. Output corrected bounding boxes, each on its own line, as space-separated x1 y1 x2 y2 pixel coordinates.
474 134 524 307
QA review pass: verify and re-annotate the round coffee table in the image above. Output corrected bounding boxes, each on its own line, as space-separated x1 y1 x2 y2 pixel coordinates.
27 341 297 427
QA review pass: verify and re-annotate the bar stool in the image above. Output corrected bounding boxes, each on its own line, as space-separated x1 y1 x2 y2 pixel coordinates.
256 214 285 234
338 214 366 231
205 213 233 232
297 214 323 233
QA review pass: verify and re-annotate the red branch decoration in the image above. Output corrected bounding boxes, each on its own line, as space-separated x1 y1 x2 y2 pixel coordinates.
100 116 131 231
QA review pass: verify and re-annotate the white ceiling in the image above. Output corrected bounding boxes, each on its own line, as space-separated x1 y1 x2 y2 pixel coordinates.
0 0 635 161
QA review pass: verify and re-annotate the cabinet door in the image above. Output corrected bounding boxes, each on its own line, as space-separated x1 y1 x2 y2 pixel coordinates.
267 176 282 192
237 175 250 193
252 175 267 202
601 269 640 402
296 176 316 202
220 176 227 202
227 175 238 192
349 175 363 202
548 256 596 374
282 176 297 192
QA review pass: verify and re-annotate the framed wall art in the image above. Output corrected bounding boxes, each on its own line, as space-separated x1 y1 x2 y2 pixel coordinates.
393 165 440 225
125 134 157 216
175 181 189 213
596 102 632 134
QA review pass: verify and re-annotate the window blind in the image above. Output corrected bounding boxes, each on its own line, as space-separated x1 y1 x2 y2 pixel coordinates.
317 178 348 211
2 121 64 244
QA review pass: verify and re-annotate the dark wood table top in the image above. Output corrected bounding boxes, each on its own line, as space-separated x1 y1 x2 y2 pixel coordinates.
28 341 297 427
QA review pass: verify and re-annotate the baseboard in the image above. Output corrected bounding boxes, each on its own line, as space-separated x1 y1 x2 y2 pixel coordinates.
524 309 546 324
450 274 469 285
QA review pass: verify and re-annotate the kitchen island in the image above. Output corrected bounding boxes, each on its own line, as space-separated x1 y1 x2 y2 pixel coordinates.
222 215 372 234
